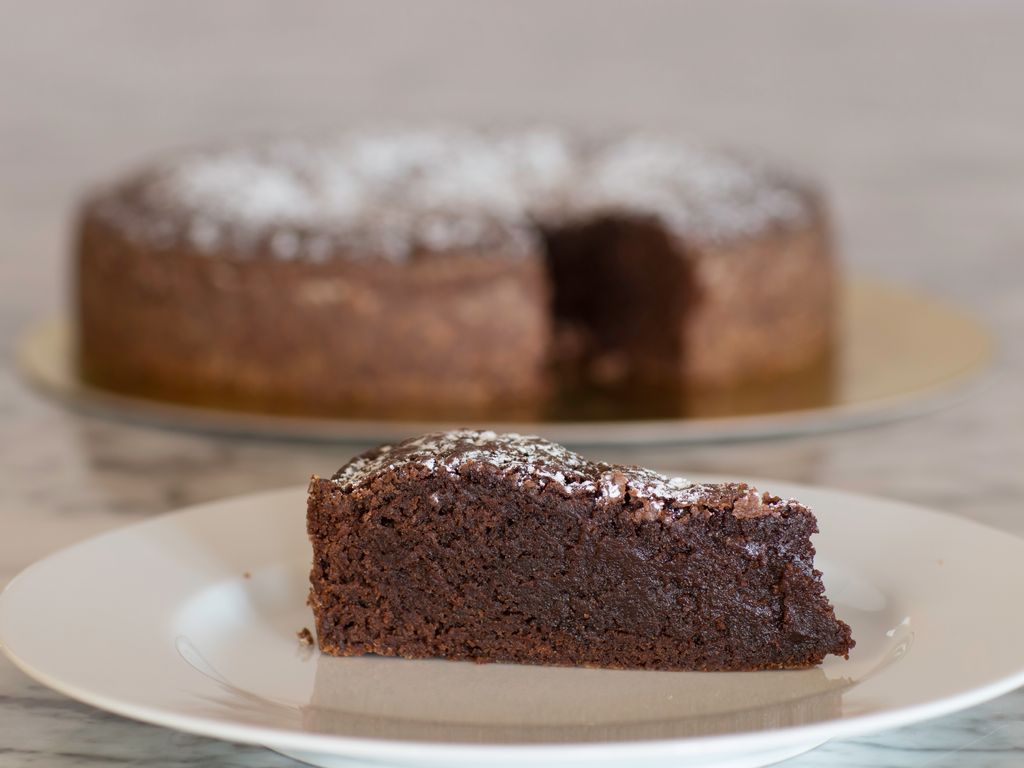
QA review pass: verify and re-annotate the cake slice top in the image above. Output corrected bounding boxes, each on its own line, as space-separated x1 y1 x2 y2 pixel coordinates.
329 429 785 522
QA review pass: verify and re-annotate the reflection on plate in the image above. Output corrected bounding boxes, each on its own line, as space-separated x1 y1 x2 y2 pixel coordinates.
2 481 1024 768
18 278 991 445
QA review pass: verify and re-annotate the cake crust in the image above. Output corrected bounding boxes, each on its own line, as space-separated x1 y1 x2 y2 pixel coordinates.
307 430 854 671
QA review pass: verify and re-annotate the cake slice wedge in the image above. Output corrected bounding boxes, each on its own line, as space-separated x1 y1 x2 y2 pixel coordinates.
307 430 853 671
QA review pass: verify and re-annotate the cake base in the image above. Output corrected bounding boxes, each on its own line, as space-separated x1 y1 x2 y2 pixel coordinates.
19 279 993 444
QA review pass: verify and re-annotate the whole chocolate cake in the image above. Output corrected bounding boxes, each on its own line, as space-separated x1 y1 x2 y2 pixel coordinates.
307 430 854 671
76 129 835 414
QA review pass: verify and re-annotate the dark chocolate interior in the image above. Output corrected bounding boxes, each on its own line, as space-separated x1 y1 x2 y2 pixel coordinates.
544 216 692 388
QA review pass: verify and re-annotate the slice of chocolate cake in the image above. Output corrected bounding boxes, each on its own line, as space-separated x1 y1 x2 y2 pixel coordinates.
307 430 853 671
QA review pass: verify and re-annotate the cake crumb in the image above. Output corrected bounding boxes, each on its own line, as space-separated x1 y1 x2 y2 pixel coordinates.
297 627 315 646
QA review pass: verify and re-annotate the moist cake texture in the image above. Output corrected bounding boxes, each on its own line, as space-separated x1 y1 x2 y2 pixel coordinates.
77 129 835 414
307 430 854 671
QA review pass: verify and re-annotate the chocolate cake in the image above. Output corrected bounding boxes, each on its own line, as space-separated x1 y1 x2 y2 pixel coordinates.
307 430 854 671
76 129 835 415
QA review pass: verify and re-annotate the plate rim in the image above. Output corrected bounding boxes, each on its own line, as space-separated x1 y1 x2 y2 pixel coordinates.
3 481 1024 761
15 277 995 446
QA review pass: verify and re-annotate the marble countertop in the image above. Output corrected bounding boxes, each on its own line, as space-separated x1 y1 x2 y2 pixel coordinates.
2 2 1023 765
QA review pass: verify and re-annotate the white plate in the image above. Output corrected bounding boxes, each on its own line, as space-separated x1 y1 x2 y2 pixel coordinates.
2 482 1024 768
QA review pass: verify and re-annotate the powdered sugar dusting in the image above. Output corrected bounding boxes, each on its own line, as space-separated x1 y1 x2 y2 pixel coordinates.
103 130 571 261
331 430 597 492
329 429 744 512
572 135 808 239
92 129 812 261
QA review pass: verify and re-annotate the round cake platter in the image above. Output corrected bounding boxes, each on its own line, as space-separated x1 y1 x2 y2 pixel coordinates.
18 278 992 446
